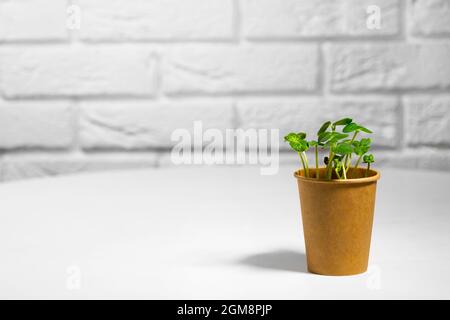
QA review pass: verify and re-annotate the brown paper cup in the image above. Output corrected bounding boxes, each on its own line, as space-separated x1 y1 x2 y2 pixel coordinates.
295 167 380 276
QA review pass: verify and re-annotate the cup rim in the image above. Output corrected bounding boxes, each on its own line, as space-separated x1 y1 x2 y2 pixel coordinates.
294 167 380 184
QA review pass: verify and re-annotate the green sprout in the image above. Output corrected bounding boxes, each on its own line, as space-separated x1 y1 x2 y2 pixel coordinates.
285 118 375 181
308 121 331 179
284 132 310 178
363 154 375 177
353 138 372 169
341 121 372 177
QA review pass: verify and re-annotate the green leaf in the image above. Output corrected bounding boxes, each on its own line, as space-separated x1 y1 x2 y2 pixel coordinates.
318 131 332 143
317 121 331 135
325 132 348 147
360 138 371 146
333 118 353 126
327 132 349 144
343 122 359 133
284 132 303 144
333 142 353 155
284 133 309 152
309 140 318 146
363 154 375 164
353 138 371 156
293 140 309 152
358 126 373 134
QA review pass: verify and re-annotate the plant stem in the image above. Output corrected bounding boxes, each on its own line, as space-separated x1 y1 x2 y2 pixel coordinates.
335 168 342 180
365 163 371 177
326 152 335 180
350 131 359 144
342 164 347 180
325 146 332 175
343 131 359 177
299 152 309 178
344 153 352 176
302 152 310 178
349 154 353 171
315 145 319 179
354 155 363 169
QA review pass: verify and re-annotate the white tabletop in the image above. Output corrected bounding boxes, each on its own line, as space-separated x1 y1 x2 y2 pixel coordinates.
0 167 449 299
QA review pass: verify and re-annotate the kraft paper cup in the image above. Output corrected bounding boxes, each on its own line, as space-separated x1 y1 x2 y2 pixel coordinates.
294 167 380 276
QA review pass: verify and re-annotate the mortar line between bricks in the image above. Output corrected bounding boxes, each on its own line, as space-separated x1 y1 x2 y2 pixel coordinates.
0 38 410 47
3 92 450 103
2 38 448 49
325 89 450 96
0 95 158 102
242 36 404 43
0 40 71 46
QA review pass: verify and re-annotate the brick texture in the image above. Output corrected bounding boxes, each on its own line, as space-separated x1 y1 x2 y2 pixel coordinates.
163 45 318 95
327 43 450 92
405 96 450 146
236 97 399 149
0 1 449 181
0 0 67 41
408 0 450 36
0 47 157 98
0 154 158 182
79 0 234 41
242 0 400 39
79 101 234 150
0 100 74 149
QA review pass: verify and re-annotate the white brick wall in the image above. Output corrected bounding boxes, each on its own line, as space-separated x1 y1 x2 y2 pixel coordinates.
236 97 399 149
0 100 74 149
327 43 450 92
242 0 400 38
0 0 449 181
0 0 67 41
162 44 318 95
79 101 234 150
0 46 158 97
408 0 450 36
78 0 235 41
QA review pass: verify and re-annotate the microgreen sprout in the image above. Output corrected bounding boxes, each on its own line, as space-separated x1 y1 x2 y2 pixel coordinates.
284 118 375 180
363 154 375 177
284 132 310 178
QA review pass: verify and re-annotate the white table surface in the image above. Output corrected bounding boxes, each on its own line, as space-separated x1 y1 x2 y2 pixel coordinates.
0 167 449 299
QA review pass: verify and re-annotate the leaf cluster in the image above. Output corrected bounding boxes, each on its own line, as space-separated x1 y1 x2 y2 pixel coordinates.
284 118 375 180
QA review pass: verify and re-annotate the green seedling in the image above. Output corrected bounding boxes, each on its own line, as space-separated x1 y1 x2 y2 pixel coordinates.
363 154 375 177
341 121 372 176
308 121 331 179
353 138 372 169
284 132 310 178
285 118 375 181
333 156 344 179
